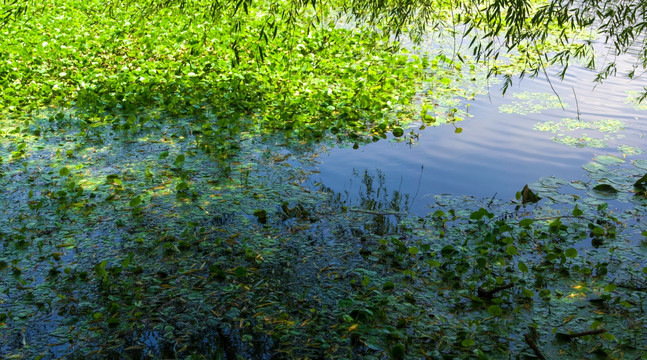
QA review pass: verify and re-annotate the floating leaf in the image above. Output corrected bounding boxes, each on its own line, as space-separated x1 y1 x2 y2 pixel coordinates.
520 184 541 204
129 196 142 207
600 332 616 341
519 219 534 227
582 162 607 174
390 343 406 360
570 180 588 190
392 127 404 137
539 176 568 188
592 184 618 196
253 209 267 224
487 305 503 317
382 281 394 291
553 135 608 148
595 155 625 165
500 92 564 115
461 339 475 347
634 173 647 190
633 159 647 170
506 245 518 255
234 266 247 278
565 248 577 258
522 288 534 298
618 144 642 155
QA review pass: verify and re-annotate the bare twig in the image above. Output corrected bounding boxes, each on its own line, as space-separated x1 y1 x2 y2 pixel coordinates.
558 328 606 340
349 208 407 216
477 282 514 299
524 333 547 360
572 87 581 120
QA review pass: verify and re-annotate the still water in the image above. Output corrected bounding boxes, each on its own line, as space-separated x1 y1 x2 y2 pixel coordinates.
309 50 647 216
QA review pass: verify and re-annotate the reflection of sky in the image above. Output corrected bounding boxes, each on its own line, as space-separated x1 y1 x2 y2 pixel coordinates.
308 51 647 216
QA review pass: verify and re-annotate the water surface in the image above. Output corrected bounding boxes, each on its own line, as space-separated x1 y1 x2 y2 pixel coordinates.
309 50 647 215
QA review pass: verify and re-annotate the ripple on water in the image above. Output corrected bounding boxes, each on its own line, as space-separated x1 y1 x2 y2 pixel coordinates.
310 59 647 216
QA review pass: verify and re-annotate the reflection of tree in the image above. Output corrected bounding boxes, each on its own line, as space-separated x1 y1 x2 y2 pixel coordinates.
322 169 412 235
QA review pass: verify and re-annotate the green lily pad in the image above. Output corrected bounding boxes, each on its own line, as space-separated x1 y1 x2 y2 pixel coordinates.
570 181 588 190
539 176 569 188
594 155 625 166
582 162 607 174
605 174 633 187
583 197 606 205
593 184 618 192
547 194 576 204
591 184 619 199
632 159 647 170
634 173 647 190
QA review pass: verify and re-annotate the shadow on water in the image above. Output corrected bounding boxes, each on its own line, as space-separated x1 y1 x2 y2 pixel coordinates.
317 168 420 235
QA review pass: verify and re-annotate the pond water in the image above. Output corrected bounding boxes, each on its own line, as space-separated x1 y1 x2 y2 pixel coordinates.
309 47 647 216
3 24 647 358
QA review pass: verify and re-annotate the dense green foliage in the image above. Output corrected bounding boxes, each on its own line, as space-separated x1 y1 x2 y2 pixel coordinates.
101 0 647 87
1 0 429 151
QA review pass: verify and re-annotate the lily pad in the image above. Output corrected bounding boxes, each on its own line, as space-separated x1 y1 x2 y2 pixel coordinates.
582 162 608 174
632 159 647 170
538 176 569 188
605 174 634 187
591 184 619 199
547 194 576 204
634 173 647 190
570 181 588 190
594 155 625 166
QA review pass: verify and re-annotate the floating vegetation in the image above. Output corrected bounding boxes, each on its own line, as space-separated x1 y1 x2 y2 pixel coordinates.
499 91 565 115
3 104 646 359
533 118 626 148
625 90 647 110
417 54 493 126
534 118 624 133
552 134 609 148
618 144 643 156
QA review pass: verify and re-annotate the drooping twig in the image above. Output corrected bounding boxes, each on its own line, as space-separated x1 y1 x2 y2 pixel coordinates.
523 333 547 360
556 328 606 340
349 208 407 216
477 282 514 299
572 86 581 120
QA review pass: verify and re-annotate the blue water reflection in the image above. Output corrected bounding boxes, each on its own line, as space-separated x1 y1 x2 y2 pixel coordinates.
309 57 647 216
